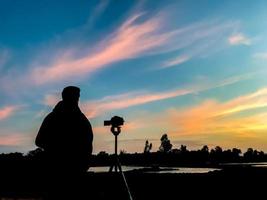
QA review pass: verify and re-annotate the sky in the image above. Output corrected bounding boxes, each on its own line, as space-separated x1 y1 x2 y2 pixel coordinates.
0 0 267 154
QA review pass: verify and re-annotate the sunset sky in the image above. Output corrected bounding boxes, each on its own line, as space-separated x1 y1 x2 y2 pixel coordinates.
1 0 267 154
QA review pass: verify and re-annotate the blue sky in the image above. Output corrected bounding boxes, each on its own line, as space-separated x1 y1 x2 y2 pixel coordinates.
0 0 267 154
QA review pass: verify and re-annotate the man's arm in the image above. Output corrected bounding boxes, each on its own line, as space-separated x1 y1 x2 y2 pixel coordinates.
87 121 94 155
35 114 52 149
81 114 94 155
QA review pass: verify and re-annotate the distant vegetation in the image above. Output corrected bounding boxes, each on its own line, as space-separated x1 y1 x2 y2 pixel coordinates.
90 134 267 166
92 145 266 167
0 134 266 168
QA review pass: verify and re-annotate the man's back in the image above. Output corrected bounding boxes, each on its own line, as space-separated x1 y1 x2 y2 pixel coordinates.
35 86 93 173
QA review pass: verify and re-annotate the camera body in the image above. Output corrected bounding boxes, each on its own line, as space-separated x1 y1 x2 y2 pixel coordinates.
104 116 124 127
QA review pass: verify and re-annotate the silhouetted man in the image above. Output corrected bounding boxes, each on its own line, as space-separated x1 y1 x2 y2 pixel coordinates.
35 86 93 174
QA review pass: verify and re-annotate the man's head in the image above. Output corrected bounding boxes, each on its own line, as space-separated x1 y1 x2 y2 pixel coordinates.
62 86 80 104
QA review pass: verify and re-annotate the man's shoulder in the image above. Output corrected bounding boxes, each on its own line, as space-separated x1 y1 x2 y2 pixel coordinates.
80 112 90 122
43 111 57 121
81 113 93 127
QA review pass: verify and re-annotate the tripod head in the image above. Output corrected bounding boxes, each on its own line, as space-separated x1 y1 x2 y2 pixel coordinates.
104 116 124 136
110 126 121 136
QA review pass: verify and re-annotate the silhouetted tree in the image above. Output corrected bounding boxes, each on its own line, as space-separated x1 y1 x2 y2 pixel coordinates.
144 140 152 153
171 148 180 154
259 151 265 157
159 134 172 153
215 146 223 153
210 146 223 162
120 150 127 155
97 151 109 156
232 148 242 158
244 148 254 160
201 145 209 153
253 150 259 156
199 145 210 161
180 145 188 153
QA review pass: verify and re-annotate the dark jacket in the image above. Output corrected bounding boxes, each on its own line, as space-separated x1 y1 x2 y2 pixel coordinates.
35 101 93 172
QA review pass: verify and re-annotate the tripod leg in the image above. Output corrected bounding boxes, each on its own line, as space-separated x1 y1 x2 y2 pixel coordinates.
117 158 122 172
115 164 118 172
117 158 133 200
109 155 117 172
109 164 114 172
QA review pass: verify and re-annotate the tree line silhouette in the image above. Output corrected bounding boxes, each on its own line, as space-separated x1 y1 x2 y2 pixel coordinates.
90 134 267 167
0 134 266 169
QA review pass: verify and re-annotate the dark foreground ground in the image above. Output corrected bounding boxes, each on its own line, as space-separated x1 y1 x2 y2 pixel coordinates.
0 165 266 200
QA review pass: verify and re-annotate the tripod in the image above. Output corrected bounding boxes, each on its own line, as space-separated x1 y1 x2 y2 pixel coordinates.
109 126 133 200
109 133 120 172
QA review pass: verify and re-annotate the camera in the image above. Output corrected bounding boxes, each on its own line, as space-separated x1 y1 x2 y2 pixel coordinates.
104 116 124 127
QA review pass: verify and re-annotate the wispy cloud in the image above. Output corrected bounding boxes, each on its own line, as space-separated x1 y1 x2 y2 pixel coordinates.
161 55 191 68
82 73 253 118
82 89 192 118
19 12 237 85
42 93 61 107
30 13 170 84
0 105 20 120
228 33 251 45
159 21 239 69
215 88 267 116
85 0 110 28
253 52 267 60
0 49 10 70
166 87 267 137
211 72 256 89
0 133 27 146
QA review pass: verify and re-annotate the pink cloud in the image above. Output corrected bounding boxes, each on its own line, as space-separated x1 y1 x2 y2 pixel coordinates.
0 105 19 120
27 13 237 85
215 88 267 116
43 93 61 107
0 133 27 146
162 55 191 68
30 13 169 84
228 33 251 45
82 89 192 118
